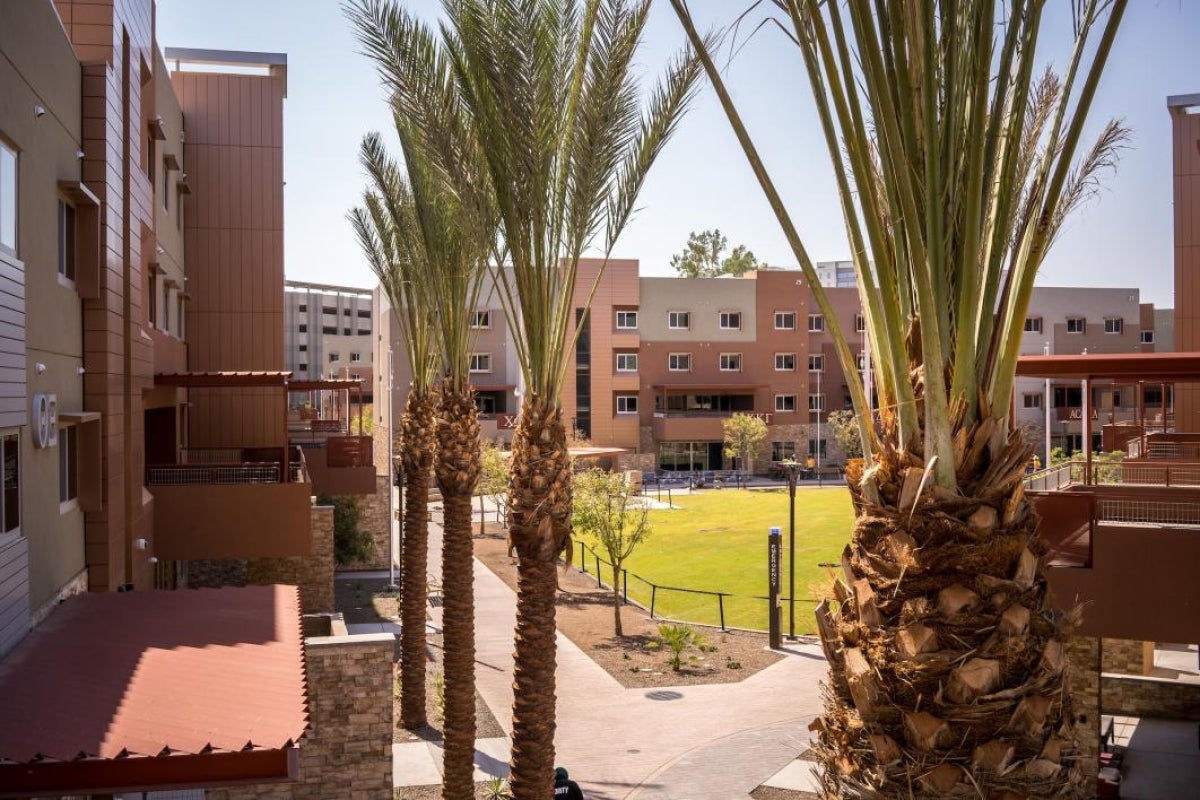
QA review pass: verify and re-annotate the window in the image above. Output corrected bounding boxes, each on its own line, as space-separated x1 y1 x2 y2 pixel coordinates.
471 310 491 329
298 363 308 372
775 394 797 412
1 432 19 537
176 294 184 338
298 344 307 352
669 353 692 372
808 354 824 372
350 352 362 363
668 310 690 330
469 353 492 373
322 306 336 315
772 441 797 461
856 353 868 371
808 438 828 458
298 324 308 333
615 310 638 330
322 326 337 335
298 303 307 313
357 309 371 319
59 425 78 506
775 353 796 371
616 353 639 372
163 162 170 210
854 314 866 333
161 282 170 332
1140 330 1155 345
1024 317 1043 333
616 395 638 414
719 311 742 330
1104 317 1123 334
719 353 742 372
808 394 824 412
343 308 352 316
1 139 16 255
1066 317 1086 334
1022 393 1043 409
329 352 341 363
57 201 76 282
808 314 824 332
774 311 796 330
176 187 183 232
343 328 351 335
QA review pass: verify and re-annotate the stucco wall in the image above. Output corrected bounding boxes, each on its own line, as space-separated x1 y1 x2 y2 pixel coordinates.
248 505 335 614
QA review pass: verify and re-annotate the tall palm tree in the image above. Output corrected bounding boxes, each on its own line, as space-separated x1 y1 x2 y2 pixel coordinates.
672 0 1128 796
350 139 440 733
349 2 498 791
435 1 703 796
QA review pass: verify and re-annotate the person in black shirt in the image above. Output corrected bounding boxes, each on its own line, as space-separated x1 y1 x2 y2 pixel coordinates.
554 766 584 799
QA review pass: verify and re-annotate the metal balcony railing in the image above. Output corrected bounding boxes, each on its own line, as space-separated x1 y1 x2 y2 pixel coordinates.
147 463 281 485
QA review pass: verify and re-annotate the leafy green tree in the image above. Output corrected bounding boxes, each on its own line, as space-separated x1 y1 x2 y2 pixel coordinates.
825 409 863 460
572 469 651 637
722 413 767 473
477 438 510 534
669 229 762 278
318 494 373 566
674 0 1129 794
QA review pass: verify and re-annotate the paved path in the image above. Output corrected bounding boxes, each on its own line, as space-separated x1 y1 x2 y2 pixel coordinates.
394 506 828 798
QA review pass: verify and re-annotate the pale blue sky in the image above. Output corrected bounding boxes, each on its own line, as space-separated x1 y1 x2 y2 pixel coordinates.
156 1 1199 308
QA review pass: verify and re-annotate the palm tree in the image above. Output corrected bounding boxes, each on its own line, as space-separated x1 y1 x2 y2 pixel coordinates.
672 0 1128 796
435 1 703 796
349 3 498 791
349 138 440 733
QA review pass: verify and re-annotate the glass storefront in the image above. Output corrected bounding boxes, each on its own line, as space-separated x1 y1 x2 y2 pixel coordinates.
658 441 724 472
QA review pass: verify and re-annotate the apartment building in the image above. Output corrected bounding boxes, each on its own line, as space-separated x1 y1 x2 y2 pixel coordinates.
284 279 374 397
0 5 389 796
379 261 1171 473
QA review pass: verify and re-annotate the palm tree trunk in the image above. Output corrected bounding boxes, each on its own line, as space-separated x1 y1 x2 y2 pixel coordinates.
400 391 436 731
435 388 481 799
612 561 623 638
813 436 1086 798
507 397 572 800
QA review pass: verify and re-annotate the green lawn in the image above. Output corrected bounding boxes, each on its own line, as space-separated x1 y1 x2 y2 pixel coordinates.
574 488 855 633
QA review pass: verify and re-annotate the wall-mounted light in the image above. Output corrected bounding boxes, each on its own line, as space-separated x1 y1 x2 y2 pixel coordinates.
134 538 148 551
35 362 47 374
76 149 85 159
34 104 46 118
156 245 165 255
77 366 86 375
148 556 159 565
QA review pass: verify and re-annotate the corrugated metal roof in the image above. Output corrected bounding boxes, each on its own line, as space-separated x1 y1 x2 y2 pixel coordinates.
154 371 292 387
0 585 307 764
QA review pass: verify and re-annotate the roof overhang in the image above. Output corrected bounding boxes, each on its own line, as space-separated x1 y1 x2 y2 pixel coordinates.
471 384 516 392
1015 352 1200 382
0 586 307 797
155 371 291 388
570 446 628 460
288 379 364 391
650 383 768 391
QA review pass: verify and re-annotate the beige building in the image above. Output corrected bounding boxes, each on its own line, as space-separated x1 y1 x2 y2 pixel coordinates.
284 279 374 397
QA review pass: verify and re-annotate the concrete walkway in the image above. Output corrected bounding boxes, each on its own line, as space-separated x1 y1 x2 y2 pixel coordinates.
391 506 828 798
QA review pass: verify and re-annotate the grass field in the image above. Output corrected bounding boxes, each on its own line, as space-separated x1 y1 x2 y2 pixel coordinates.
573 487 855 634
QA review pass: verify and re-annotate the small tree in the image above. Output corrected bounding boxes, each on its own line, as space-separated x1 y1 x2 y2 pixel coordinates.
572 469 651 637
825 409 863 460
477 439 509 534
669 229 762 278
657 623 696 672
317 494 373 565
722 413 767 474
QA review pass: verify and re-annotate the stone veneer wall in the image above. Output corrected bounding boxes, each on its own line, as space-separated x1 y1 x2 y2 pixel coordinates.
1067 636 1101 783
207 632 395 800
1102 674 1200 719
186 559 247 588
247 505 335 613
1101 638 1152 675
339 476 392 571
616 452 655 473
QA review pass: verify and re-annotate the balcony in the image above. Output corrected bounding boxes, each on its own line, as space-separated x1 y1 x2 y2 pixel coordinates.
146 446 313 562
1032 486 1200 643
652 410 773 441
298 435 376 496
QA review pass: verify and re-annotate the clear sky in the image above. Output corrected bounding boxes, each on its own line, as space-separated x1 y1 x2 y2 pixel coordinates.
156 0 1199 308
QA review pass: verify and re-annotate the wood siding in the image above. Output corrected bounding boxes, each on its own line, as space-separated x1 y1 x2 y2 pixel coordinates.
0 537 30 658
0 256 24 429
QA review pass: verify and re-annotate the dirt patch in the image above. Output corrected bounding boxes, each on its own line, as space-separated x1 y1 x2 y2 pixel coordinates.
396 782 506 800
334 575 399 625
750 787 819 800
474 532 783 687
393 634 506 745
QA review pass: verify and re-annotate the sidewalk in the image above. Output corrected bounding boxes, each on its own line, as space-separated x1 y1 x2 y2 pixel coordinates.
392 505 830 798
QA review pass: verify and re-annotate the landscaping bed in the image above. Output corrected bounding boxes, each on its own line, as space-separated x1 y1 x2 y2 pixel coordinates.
474 531 784 687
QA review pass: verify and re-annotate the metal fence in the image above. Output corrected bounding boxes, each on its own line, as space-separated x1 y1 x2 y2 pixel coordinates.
571 538 817 634
146 463 281 485
1096 498 1200 527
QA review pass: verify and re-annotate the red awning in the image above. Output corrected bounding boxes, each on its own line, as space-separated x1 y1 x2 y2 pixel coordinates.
0 586 307 797
1016 352 1200 381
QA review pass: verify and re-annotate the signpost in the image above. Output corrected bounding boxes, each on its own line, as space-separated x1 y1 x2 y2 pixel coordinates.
768 527 782 650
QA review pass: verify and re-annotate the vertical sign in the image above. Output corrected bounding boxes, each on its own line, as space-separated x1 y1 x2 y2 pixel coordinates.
768 526 782 650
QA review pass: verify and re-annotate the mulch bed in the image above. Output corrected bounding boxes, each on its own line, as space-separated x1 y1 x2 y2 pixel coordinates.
395 631 506 745
474 528 784 687
334 575 399 625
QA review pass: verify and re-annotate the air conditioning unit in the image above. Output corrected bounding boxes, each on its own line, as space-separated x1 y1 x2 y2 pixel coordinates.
33 394 59 448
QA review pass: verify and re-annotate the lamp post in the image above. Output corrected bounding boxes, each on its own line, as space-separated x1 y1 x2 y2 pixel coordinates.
779 460 803 639
386 347 399 591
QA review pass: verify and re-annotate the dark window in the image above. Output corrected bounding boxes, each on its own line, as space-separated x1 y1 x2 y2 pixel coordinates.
59 426 78 504
298 344 307 352
2 433 19 534
57 201 76 281
323 326 337 335
322 306 336 315
357 309 371 318
299 324 308 333
343 328 351 336
298 363 308 372
298 303 307 312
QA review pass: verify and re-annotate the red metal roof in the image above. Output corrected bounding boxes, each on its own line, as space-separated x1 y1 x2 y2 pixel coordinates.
1016 352 1200 381
0 586 307 794
155 371 292 387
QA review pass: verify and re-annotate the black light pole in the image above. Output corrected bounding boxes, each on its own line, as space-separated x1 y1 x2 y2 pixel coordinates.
781 460 802 639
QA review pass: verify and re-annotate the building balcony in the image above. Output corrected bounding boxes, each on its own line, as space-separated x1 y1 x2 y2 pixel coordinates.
298 435 376 496
1032 486 1200 643
651 410 773 441
146 446 313 561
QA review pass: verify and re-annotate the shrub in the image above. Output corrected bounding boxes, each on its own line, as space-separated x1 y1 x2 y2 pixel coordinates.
318 494 373 566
